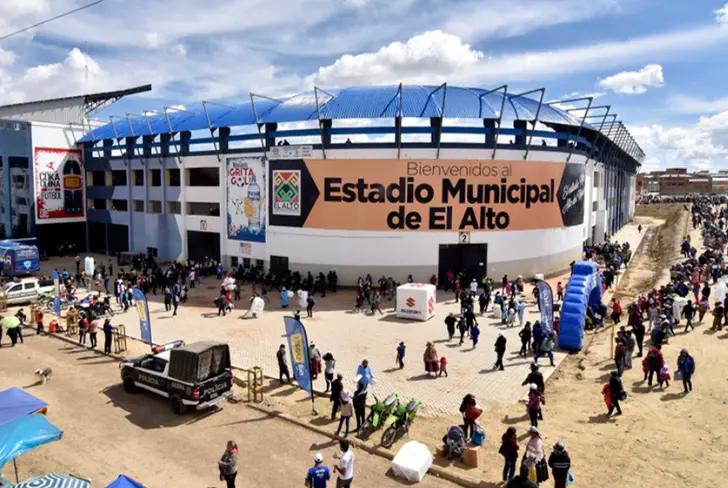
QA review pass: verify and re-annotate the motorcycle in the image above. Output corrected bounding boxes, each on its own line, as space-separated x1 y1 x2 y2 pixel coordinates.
362 393 399 436
381 398 421 448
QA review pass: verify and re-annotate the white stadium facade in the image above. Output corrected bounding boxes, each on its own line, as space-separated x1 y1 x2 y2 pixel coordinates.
1 84 643 284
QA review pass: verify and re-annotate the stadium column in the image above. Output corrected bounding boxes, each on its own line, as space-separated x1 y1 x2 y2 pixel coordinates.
484 119 495 147
125 137 136 253
265 123 277 148
514 120 527 145
430 117 442 145
219 127 230 153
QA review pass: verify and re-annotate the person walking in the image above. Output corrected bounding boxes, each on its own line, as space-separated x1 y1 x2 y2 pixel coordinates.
306 294 316 318
217 440 238 488
677 348 695 393
423 342 439 376
305 453 330 488
494 333 507 370
353 380 367 436
34 307 44 335
333 439 354 488
470 323 481 349
396 342 406 369
526 384 545 427
277 344 291 384
457 316 467 345
624 329 635 369
682 299 695 332
438 355 448 377
89 318 99 348
323 353 336 392
78 315 88 346
517 301 526 327
548 441 571 488
614 337 626 376
534 333 555 367
330 374 343 420
163 286 172 311
521 363 545 394
171 291 180 316
103 319 113 354
519 322 532 357
522 426 546 484
603 371 624 416
645 345 664 386
499 427 519 482
445 313 456 340
335 391 353 437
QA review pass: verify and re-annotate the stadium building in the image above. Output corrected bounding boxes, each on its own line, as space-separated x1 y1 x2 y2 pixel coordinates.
71 84 643 283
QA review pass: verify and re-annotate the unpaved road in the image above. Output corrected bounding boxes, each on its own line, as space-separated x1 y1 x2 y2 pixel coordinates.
0 335 457 488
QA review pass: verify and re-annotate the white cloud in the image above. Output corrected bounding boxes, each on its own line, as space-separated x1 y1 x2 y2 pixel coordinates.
172 43 187 57
143 32 165 49
632 111 728 170
442 0 622 41
310 30 483 86
0 48 116 104
717 2 728 25
598 64 664 94
666 94 728 115
462 25 728 84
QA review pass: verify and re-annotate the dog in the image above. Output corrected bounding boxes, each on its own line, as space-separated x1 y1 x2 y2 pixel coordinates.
34 368 53 384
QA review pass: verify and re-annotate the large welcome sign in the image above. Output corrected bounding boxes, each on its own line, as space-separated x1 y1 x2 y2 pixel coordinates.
269 159 585 231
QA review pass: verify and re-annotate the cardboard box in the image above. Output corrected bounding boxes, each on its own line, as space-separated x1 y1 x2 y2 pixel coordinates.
463 446 479 467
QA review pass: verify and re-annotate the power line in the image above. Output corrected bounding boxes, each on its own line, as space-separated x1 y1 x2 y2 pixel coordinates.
0 0 109 42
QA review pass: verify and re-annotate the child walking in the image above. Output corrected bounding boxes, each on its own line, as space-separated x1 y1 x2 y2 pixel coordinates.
438 356 448 377
659 364 671 389
396 342 406 369
471 323 481 348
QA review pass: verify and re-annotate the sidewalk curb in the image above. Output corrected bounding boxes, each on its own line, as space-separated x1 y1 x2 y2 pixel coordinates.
246 403 486 488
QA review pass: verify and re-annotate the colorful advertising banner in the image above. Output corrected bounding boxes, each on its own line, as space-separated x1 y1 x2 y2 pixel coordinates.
536 280 554 334
132 287 153 344
33 147 85 223
269 159 585 231
283 316 312 395
225 156 266 242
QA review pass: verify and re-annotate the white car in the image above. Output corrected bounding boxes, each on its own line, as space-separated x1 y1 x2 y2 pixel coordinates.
3 277 55 305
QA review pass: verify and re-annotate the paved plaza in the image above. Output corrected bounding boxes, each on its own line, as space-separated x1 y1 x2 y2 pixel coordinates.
36 221 648 416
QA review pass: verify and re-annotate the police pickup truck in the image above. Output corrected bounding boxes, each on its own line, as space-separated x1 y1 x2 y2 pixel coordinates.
120 341 233 414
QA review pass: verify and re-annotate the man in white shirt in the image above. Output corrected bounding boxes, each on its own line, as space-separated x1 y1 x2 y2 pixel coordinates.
333 439 354 487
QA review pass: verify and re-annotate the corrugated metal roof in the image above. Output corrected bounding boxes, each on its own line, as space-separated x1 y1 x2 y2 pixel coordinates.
79 84 589 142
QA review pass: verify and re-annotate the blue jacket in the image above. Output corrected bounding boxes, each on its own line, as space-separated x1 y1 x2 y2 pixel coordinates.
678 355 695 375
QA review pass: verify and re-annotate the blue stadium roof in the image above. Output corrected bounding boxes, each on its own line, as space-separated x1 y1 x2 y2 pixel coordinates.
80 84 588 143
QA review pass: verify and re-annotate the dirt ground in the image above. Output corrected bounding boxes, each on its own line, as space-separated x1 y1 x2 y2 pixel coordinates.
262 204 728 488
4 204 727 487
0 335 460 488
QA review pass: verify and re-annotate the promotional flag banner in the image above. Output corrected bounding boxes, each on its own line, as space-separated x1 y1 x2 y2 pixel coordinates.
283 316 312 395
132 288 152 344
536 280 554 334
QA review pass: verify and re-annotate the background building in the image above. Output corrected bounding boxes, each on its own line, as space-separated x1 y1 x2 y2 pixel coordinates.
0 85 150 255
637 167 728 197
78 84 642 282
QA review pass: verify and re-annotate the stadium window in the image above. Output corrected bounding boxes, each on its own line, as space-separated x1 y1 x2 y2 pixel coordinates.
167 168 181 186
92 171 106 186
92 198 106 210
187 167 219 186
592 200 598 212
166 201 181 214
133 200 145 212
111 170 127 186
149 169 161 187
231 257 239 268
187 201 220 216
593 172 600 188
111 199 128 211
148 200 162 213
133 169 144 186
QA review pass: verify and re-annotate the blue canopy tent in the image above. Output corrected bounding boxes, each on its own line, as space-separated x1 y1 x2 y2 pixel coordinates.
106 474 145 488
0 388 48 427
14 473 89 487
0 414 63 470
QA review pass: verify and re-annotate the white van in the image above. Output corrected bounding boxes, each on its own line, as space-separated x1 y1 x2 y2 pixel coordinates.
3 278 55 305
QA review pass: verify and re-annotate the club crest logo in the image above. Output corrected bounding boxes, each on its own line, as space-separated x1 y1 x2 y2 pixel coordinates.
272 170 301 216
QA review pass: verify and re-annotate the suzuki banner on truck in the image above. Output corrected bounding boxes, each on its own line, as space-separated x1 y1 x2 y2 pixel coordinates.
34 147 85 223
269 159 585 231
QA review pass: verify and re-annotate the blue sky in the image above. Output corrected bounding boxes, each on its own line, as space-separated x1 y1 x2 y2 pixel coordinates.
1 0 727 170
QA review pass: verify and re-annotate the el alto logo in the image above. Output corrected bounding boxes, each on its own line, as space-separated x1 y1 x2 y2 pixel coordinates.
405 297 416 307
